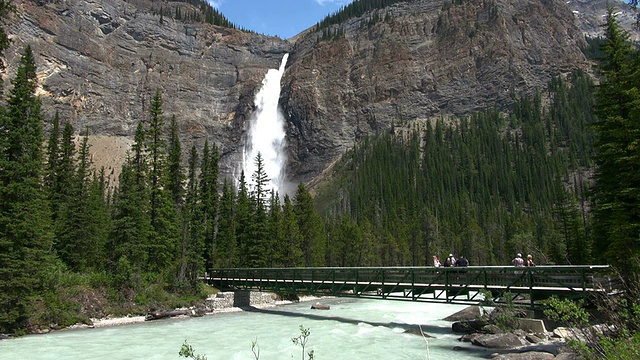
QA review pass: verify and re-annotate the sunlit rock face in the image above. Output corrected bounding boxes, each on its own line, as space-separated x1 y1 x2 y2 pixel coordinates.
3 0 634 186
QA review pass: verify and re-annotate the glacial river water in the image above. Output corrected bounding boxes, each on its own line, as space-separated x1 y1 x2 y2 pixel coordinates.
0 298 492 359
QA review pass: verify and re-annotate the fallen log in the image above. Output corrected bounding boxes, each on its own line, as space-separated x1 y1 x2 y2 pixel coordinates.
145 309 189 321
311 303 330 310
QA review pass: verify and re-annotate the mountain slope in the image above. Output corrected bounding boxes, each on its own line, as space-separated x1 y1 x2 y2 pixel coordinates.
283 0 591 182
2 0 636 186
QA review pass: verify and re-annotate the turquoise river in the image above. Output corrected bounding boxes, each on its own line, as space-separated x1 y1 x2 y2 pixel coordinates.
0 298 493 359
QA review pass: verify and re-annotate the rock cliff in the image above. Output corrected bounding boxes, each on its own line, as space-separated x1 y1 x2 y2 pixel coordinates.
2 0 637 187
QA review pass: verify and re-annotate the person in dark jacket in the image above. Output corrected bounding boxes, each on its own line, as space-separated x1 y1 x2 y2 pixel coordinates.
456 256 469 267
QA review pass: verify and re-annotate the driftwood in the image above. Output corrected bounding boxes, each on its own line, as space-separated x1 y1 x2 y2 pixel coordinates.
311 303 330 310
145 309 189 321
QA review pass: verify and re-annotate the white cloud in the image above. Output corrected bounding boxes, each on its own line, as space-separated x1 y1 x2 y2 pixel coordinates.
206 0 223 8
314 0 352 6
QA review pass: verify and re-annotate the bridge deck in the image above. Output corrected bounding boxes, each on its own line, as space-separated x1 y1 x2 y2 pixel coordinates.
206 266 615 309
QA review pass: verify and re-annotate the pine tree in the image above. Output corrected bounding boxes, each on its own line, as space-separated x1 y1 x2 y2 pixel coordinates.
235 171 252 267
0 46 55 333
109 122 151 273
246 153 270 267
179 145 204 288
57 130 109 271
215 179 237 267
294 182 326 266
281 194 304 267
199 141 220 270
167 115 185 206
44 111 60 197
591 9 640 275
268 190 284 267
51 122 76 223
52 122 77 264
146 90 180 274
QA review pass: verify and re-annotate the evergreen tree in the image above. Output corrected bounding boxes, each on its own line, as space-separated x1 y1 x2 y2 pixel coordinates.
215 179 237 267
294 182 326 266
591 9 640 275
56 130 109 271
267 190 284 267
0 46 55 333
280 194 304 267
246 153 270 267
199 141 220 270
109 123 151 273
51 122 76 223
44 111 60 198
179 145 205 288
146 91 180 274
235 171 252 267
167 115 185 206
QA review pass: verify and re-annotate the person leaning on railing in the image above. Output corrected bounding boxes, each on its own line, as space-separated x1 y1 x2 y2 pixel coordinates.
512 253 525 267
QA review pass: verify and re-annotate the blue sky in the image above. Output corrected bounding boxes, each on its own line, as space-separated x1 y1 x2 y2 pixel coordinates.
207 0 354 39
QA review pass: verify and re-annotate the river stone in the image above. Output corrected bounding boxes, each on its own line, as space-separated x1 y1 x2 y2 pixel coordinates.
482 324 505 334
404 327 434 337
488 352 554 360
452 319 489 333
444 305 483 321
470 333 527 348
554 351 584 360
524 333 543 343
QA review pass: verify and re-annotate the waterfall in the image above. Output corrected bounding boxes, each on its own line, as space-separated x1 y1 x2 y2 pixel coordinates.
242 53 290 196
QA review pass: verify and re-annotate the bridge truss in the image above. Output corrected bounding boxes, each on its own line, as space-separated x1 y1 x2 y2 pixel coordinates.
206 266 615 309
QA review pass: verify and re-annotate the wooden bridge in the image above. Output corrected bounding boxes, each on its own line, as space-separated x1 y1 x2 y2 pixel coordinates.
206 265 617 309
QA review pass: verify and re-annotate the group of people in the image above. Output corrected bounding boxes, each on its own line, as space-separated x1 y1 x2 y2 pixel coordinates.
512 253 535 267
431 253 535 267
432 254 468 267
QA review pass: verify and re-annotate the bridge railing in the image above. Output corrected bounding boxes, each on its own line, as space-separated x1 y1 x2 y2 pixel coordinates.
206 265 615 307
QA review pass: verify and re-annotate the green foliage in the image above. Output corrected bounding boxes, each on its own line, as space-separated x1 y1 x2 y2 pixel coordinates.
291 325 315 360
600 331 640 360
543 296 589 326
179 341 208 360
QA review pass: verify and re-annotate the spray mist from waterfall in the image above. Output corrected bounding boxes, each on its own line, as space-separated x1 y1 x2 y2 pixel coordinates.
242 53 290 196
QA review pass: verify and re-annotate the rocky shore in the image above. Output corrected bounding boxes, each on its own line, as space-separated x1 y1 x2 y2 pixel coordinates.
445 306 583 360
64 291 321 331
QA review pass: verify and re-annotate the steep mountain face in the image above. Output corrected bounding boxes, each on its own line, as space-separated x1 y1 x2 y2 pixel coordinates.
283 0 592 183
1 0 636 187
4 0 291 178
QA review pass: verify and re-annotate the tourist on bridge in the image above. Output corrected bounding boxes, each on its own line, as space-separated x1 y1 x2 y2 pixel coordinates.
512 253 525 267
456 256 468 267
444 254 456 267
433 255 441 267
526 254 535 267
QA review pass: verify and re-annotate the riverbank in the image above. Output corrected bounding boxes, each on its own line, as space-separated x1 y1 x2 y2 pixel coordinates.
65 292 325 331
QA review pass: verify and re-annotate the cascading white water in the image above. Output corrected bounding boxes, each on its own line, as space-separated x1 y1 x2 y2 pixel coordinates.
242 53 290 195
